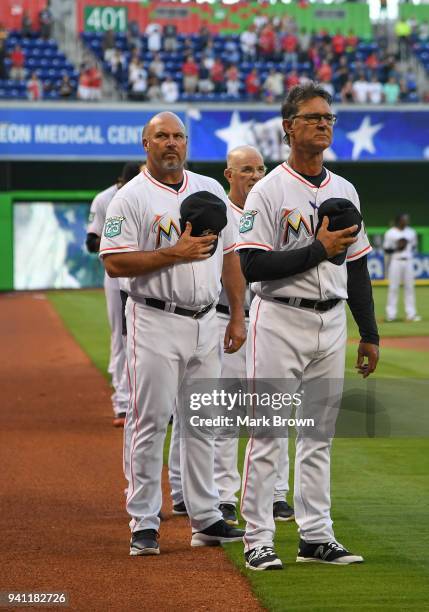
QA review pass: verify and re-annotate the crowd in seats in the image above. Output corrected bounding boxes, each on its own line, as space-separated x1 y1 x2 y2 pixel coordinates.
81 15 423 104
0 17 78 100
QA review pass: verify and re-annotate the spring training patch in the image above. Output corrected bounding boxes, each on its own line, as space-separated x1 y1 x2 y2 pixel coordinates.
239 210 258 233
104 216 125 238
88 212 95 223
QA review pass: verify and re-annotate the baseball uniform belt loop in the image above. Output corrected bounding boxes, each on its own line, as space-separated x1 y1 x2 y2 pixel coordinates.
216 304 250 318
144 297 214 318
274 297 341 312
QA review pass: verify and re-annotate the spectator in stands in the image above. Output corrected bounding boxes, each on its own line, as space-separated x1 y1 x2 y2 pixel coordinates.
226 73 241 98
399 77 410 103
333 55 350 92
128 64 147 101
22 11 32 38
161 75 179 103
345 29 358 54
163 23 178 52
245 67 260 100
87 63 102 101
367 74 383 104
0 41 6 80
383 76 400 104
146 76 162 102
341 78 354 103
352 73 369 103
297 28 311 60
365 51 379 71
240 24 257 62
282 31 298 68
263 67 284 103
77 63 91 100
182 55 199 94
224 37 240 65
379 54 397 84
258 23 276 60
58 73 74 99
127 20 141 54
128 54 142 83
332 30 346 58
198 66 214 94
201 41 216 70
145 23 162 54
316 60 332 84
198 25 212 51
27 71 42 100
210 57 225 93
285 69 299 91
39 5 53 40
9 45 26 81
395 17 411 60
110 48 126 82
102 29 116 63
149 53 165 80
128 59 147 94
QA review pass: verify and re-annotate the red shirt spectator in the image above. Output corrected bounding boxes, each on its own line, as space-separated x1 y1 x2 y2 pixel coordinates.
245 68 260 97
285 70 299 90
258 25 276 57
11 45 24 68
210 58 224 84
366 53 379 70
182 56 199 77
332 33 346 55
282 34 298 53
317 61 332 82
346 31 358 51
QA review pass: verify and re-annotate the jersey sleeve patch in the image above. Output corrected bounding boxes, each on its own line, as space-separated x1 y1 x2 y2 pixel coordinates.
104 216 125 238
239 210 258 233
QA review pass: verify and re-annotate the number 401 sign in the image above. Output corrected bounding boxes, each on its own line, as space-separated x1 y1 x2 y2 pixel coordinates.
84 5 128 32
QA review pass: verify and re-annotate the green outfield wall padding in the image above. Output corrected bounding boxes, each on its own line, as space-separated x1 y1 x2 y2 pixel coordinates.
0 194 13 291
399 4 429 23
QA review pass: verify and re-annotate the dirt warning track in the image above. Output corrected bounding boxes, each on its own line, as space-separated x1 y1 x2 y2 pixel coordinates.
0 293 261 612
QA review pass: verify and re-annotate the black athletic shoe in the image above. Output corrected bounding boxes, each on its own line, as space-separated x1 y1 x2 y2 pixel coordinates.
219 503 239 526
130 529 160 556
245 546 283 571
191 520 245 547
273 500 295 522
172 501 188 516
296 539 363 564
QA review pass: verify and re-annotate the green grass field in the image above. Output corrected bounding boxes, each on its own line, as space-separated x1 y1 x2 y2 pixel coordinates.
48 287 429 612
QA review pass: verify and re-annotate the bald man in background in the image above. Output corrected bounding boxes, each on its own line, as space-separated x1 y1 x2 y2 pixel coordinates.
215 146 294 527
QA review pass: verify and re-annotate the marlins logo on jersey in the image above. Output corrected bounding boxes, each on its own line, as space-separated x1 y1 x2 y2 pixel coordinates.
280 208 312 245
152 214 180 248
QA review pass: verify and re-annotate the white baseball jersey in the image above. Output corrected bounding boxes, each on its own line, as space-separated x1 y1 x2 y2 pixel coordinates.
383 226 417 261
218 197 251 311
87 184 118 236
235 163 371 301
99 168 236 308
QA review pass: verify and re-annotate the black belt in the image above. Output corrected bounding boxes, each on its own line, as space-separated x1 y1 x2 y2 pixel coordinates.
145 298 214 319
397 258 409 261
216 304 250 318
274 297 341 312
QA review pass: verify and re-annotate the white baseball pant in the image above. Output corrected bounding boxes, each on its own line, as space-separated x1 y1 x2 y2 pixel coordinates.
386 259 417 320
104 273 129 416
241 297 346 551
125 300 223 533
